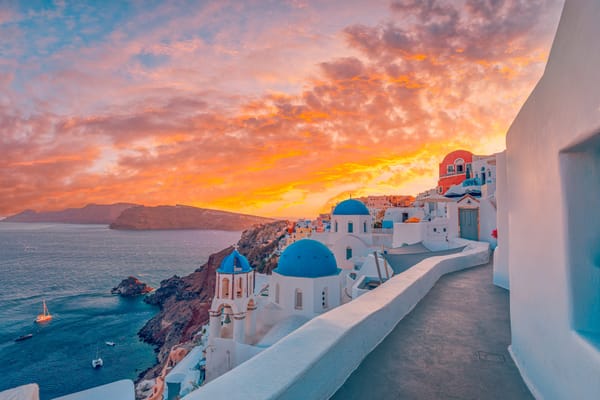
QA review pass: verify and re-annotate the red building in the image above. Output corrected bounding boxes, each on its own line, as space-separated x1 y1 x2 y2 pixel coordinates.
437 150 474 194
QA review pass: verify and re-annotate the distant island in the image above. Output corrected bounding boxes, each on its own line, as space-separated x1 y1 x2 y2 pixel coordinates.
2 203 274 231
2 203 138 224
109 205 274 231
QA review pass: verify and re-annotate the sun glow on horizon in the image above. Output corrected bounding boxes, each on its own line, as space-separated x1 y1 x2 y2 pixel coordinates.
0 0 564 218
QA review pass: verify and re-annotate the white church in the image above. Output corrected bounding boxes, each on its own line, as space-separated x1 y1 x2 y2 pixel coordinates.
311 198 380 270
205 239 344 381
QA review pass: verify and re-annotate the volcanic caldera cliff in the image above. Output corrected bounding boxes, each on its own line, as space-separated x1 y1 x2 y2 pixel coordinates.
110 204 274 231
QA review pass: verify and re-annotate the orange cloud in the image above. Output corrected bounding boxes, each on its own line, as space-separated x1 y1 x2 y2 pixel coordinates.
0 0 564 218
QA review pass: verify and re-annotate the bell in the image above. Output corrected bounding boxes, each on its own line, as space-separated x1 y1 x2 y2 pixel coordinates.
223 311 232 324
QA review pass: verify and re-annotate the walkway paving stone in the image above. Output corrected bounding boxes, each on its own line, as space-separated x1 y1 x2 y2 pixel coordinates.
331 262 532 400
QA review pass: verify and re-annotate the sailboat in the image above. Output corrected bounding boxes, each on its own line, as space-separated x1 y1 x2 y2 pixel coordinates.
92 346 103 369
35 300 52 323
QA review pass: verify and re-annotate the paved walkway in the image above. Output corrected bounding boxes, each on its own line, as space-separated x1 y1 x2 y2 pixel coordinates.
331 262 532 400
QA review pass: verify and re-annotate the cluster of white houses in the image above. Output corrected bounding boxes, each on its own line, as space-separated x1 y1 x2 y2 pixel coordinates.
200 166 502 388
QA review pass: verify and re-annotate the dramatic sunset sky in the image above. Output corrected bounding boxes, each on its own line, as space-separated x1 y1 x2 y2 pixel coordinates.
1 0 564 218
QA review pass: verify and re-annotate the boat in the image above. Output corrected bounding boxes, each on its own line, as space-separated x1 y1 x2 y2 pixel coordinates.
92 357 103 368
92 347 103 368
15 333 33 342
35 300 52 323
105 341 115 347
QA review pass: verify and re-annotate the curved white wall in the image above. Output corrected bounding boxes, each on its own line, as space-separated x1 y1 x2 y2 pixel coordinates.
188 240 489 400
503 1 600 398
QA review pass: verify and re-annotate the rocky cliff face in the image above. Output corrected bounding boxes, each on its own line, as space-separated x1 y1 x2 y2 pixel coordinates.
110 205 274 231
137 220 288 380
111 276 153 296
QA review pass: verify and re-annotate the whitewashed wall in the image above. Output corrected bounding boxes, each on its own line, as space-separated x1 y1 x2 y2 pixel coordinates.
493 151 509 289
392 222 425 247
503 1 600 398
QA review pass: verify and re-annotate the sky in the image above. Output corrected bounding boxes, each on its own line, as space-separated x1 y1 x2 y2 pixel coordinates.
0 0 564 218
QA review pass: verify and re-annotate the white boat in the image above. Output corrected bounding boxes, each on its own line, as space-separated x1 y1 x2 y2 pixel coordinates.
105 341 115 347
92 347 103 368
35 300 52 323
92 357 103 368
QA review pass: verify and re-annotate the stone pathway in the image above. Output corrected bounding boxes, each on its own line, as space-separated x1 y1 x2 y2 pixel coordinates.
331 262 532 400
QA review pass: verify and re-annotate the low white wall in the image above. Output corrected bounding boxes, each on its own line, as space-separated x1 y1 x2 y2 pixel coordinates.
188 240 489 400
53 380 133 400
392 222 425 247
493 151 509 289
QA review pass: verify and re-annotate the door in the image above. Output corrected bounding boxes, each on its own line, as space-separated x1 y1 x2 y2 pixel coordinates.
459 208 479 241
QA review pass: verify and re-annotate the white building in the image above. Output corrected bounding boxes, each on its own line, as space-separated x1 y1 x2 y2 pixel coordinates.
381 207 425 229
495 1 600 397
269 239 342 319
205 240 344 383
206 250 259 381
312 199 377 270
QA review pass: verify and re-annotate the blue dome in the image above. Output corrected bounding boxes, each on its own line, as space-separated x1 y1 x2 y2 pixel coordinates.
275 239 339 278
332 199 370 216
217 250 252 274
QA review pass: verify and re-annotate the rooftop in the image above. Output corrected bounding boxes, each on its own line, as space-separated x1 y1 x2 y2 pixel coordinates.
332 199 370 216
332 262 532 400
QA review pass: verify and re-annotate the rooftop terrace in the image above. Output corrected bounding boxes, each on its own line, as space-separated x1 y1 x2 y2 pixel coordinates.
332 261 532 400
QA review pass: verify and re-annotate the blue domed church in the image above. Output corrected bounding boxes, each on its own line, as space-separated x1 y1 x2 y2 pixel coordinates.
319 198 374 270
206 240 344 381
270 239 342 318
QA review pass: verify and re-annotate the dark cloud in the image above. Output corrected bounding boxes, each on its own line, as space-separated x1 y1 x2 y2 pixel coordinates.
320 57 365 80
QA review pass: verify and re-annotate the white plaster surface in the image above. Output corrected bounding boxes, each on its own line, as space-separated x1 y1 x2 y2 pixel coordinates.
0 384 39 400
493 151 509 289
187 240 489 400
502 1 600 398
164 346 204 398
52 380 133 400
392 222 425 247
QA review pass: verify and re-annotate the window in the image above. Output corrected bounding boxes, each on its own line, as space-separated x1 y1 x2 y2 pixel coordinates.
363 222 367 233
402 212 409 222
222 277 230 298
447 165 455 174
560 132 600 343
346 247 353 260
348 222 353 233
455 158 465 173
294 289 303 310
322 288 328 309
236 277 243 298
335 221 338 233
275 283 280 304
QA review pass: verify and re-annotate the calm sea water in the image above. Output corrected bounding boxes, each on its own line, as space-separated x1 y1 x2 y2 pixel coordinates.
0 223 240 399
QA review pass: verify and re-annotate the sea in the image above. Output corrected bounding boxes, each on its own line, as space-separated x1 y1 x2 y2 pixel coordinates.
0 223 241 399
